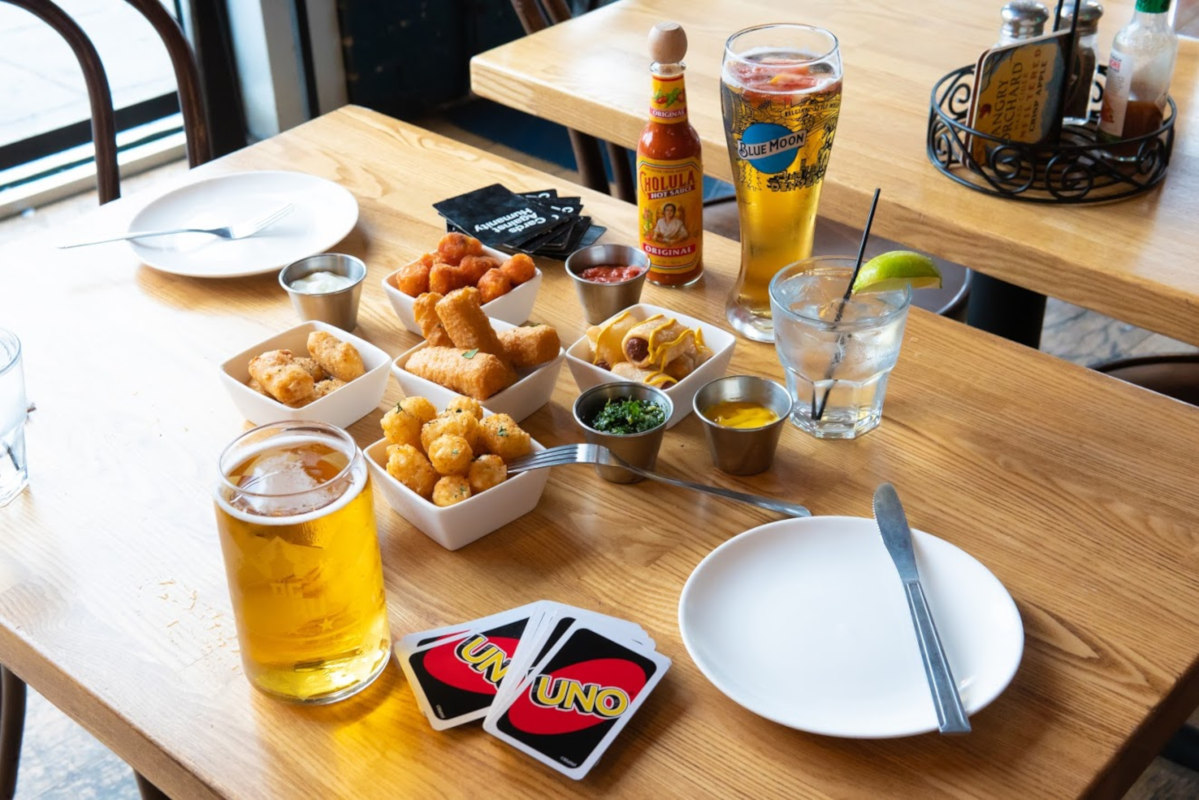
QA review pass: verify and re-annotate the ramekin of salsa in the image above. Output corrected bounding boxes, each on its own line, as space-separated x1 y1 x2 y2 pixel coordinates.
565 243 651 324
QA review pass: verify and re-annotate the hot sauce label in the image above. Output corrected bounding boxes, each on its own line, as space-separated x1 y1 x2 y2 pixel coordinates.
649 74 687 123
637 156 702 276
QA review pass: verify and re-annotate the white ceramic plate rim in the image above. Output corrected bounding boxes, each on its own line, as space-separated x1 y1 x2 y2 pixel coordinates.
678 515 1023 738
127 170 358 278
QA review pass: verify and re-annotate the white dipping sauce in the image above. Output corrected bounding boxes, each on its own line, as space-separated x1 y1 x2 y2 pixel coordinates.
289 270 355 293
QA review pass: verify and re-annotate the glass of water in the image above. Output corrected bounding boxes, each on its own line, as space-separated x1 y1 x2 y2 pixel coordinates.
768 257 911 439
0 329 28 505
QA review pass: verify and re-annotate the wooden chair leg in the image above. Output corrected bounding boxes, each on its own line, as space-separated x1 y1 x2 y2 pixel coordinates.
0 666 27 800
135 771 169 800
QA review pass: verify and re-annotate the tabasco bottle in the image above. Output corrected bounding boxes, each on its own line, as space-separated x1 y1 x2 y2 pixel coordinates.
638 22 704 286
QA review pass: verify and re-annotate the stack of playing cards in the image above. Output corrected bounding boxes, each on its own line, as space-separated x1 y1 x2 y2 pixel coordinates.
433 184 605 259
396 600 670 780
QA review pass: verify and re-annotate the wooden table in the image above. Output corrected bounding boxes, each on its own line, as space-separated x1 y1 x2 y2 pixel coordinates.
470 0 1199 348
2 106 1199 799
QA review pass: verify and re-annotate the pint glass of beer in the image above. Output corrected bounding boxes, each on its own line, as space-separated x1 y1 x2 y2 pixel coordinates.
721 24 842 342
214 421 391 703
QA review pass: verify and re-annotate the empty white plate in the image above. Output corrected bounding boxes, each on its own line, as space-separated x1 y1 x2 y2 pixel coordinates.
678 516 1023 738
127 170 358 278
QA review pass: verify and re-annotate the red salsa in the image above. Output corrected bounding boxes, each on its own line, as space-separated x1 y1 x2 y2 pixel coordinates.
579 264 646 284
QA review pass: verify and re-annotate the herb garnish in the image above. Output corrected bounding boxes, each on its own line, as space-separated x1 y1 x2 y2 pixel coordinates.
589 398 666 434
462 348 479 359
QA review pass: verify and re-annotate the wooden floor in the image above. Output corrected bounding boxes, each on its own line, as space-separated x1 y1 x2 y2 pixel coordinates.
0 114 1196 800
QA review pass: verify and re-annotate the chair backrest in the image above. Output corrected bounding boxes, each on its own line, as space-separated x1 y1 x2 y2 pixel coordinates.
507 0 636 202
3 0 211 204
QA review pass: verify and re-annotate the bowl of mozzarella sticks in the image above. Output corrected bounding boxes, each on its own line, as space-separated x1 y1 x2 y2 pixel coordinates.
564 303 736 428
382 233 542 333
392 285 564 422
219 321 392 427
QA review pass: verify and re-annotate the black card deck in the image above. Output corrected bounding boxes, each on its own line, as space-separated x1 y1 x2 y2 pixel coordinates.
434 184 603 258
398 600 669 779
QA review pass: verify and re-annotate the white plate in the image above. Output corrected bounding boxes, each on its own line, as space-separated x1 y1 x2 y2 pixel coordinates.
678 516 1023 738
127 171 358 278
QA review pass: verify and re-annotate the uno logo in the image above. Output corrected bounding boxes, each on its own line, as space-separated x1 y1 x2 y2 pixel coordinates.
421 633 519 694
737 122 805 174
504 658 649 735
530 676 630 718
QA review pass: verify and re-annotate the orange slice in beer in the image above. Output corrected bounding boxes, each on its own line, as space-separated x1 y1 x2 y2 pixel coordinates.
851 251 942 293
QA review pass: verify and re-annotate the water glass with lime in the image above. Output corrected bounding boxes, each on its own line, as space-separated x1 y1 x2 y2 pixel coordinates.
768 251 939 439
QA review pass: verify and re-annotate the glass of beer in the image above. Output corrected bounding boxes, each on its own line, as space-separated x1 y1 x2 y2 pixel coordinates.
721 24 843 342
214 421 391 704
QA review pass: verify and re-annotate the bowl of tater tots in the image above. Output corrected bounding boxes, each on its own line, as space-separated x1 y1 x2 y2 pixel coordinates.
382 233 542 332
219 321 391 428
391 286 564 422
365 394 549 550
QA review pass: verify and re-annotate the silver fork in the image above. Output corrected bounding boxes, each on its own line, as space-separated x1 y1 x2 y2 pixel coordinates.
57 202 296 248
507 443 811 518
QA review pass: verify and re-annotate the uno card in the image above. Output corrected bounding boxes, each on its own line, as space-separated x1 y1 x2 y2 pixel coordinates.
398 603 549 729
398 601 548 653
483 623 671 780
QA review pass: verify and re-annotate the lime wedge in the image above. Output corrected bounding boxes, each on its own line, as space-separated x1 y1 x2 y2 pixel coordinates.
851 251 942 293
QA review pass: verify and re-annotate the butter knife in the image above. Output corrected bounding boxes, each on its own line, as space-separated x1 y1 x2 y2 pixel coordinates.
873 483 972 734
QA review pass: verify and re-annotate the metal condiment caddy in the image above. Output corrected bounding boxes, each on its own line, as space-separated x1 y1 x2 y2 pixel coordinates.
926 65 1175 203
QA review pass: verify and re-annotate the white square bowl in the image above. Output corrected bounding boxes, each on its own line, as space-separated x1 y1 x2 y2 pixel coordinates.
381 244 542 333
219 320 391 428
391 317 564 422
564 303 736 428
365 433 549 551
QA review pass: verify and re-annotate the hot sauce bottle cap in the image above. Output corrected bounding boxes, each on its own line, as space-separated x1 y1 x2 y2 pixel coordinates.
649 21 688 64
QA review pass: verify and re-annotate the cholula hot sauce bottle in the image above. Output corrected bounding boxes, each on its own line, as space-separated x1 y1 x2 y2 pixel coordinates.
638 22 704 286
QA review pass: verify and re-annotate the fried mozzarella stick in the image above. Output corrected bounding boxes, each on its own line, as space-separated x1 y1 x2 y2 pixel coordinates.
499 324 560 369
405 347 514 400
413 292 453 347
307 331 365 381
434 287 508 364
248 349 315 406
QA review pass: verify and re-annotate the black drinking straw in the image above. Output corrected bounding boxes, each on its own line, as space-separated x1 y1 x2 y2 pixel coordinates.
812 187 881 422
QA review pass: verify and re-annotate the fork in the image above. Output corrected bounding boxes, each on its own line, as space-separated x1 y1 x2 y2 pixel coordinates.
507 443 811 518
57 203 296 248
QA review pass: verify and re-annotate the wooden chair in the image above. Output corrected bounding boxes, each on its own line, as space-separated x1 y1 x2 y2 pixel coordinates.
0 2 210 796
509 0 636 202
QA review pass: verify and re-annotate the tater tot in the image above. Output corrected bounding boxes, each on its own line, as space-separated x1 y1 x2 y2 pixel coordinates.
429 262 470 296
459 254 501 285
468 454 507 494
436 232 483 265
393 255 433 297
248 349 315 407
427 434 473 476
386 444 438 499
381 404 423 447
307 331 365 381
477 268 512 304
421 412 480 453
445 395 484 420
432 475 472 507
500 253 536 285
313 378 345 398
399 396 437 425
477 414 532 462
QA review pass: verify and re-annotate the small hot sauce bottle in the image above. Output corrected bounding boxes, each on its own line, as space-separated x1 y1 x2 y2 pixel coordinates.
638 22 704 286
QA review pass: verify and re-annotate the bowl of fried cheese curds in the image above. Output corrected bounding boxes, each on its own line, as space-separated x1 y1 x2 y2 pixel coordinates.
365 394 549 550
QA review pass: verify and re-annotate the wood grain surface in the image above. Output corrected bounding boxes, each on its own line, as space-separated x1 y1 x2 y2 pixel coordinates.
470 0 1199 347
1 107 1199 799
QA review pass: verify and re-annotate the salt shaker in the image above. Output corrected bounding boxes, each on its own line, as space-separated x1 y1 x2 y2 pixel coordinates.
997 0 1050 45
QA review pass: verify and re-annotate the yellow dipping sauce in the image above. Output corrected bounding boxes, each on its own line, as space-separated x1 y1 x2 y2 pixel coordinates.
704 401 779 429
